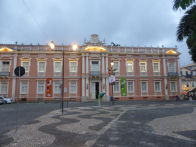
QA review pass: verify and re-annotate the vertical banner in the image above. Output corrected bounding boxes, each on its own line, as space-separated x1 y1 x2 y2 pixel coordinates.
46 78 53 97
121 77 127 96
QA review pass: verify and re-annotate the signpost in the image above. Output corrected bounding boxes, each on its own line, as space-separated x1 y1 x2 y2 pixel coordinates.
121 77 127 96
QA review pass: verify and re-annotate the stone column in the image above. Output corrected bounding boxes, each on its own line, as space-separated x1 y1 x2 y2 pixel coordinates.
12 54 17 101
163 56 169 100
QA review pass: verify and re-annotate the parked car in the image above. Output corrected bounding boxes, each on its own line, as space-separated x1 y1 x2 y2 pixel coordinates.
0 97 4 104
0 96 13 104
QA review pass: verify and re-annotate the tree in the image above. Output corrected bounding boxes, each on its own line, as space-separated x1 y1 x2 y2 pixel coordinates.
173 0 196 62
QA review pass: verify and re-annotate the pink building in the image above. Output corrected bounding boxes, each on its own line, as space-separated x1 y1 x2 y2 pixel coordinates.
0 34 181 102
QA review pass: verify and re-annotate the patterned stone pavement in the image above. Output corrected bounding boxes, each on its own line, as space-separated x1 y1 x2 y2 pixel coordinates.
1 102 196 147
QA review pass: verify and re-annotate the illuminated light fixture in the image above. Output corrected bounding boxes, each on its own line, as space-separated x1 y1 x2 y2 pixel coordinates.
84 46 106 52
0 47 14 52
111 62 114 67
72 43 78 51
166 50 177 55
48 41 55 49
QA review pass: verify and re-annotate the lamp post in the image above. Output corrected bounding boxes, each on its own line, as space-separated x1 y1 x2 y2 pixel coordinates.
109 62 115 104
49 41 78 115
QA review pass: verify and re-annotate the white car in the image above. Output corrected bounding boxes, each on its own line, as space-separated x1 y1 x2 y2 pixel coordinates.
0 96 13 104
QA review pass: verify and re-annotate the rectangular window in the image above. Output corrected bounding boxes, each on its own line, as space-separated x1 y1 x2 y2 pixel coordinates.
168 62 176 72
69 61 78 72
153 61 160 72
54 61 62 73
113 61 119 72
126 60 134 72
127 81 134 93
140 61 147 72
0 81 8 94
38 61 46 72
170 81 177 92
113 81 120 93
53 81 61 94
91 61 99 71
192 82 195 87
20 80 28 94
154 81 161 92
1 61 10 72
69 81 77 94
37 80 45 94
22 61 30 73
141 81 148 93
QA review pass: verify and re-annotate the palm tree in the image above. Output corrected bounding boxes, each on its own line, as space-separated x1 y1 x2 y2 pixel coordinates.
174 0 196 62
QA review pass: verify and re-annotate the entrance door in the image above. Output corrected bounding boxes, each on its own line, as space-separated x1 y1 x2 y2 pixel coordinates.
95 82 99 99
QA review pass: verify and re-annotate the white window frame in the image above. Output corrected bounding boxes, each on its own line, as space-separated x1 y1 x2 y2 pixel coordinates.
126 60 134 72
69 61 78 73
170 81 177 92
140 81 148 93
37 80 45 94
21 61 30 73
127 81 134 93
53 80 61 94
140 61 147 72
154 81 161 92
54 61 62 73
153 61 160 72
0 81 8 94
113 61 120 73
38 61 46 73
1 61 10 72
20 80 29 94
69 81 77 94
90 60 100 72
168 62 176 72
113 81 120 93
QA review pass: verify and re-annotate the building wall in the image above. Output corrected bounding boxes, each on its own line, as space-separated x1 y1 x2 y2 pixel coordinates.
0 43 181 101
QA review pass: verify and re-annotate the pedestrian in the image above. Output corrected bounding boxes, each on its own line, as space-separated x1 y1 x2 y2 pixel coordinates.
189 94 193 101
110 96 114 105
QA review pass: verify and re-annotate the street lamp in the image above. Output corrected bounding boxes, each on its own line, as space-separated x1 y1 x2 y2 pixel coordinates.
49 41 78 115
109 62 115 104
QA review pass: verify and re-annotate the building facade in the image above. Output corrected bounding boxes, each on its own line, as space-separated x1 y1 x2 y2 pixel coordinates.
0 34 181 102
180 63 196 94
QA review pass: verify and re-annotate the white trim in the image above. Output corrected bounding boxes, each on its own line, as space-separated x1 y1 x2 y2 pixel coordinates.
37 80 45 95
86 55 88 73
154 80 161 93
38 61 46 73
82 78 85 96
102 55 105 73
69 80 77 94
113 81 120 93
139 61 147 72
69 60 78 73
20 80 29 94
127 80 134 93
82 55 85 73
0 80 8 94
53 80 61 94
21 60 30 73
53 61 62 73
90 60 100 72
152 61 160 73
126 60 134 73
140 81 148 93
170 81 177 92
106 55 108 74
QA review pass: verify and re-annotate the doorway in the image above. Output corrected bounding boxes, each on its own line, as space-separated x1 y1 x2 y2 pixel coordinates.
95 82 99 99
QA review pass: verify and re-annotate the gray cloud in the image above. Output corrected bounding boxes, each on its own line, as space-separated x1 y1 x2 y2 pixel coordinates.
0 0 193 66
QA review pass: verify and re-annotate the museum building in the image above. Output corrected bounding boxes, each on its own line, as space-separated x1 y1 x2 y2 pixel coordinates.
0 34 181 102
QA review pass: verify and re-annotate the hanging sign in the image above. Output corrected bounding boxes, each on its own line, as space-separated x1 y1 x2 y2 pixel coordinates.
109 75 115 83
121 77 127 96
46 78 53 97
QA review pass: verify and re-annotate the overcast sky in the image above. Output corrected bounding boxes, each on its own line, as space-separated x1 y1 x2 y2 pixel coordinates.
0 0 193 66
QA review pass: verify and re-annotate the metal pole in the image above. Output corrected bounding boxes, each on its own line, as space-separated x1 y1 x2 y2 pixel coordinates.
61 48 64 115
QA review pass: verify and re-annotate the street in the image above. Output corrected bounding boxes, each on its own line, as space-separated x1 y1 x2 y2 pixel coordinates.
0 101 196 147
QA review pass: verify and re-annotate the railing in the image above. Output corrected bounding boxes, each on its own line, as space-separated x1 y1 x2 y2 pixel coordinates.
168 72 178 77
90 71 101 76
0 72 10 76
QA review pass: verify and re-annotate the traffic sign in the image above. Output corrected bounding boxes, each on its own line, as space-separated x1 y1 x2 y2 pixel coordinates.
14 66 25 77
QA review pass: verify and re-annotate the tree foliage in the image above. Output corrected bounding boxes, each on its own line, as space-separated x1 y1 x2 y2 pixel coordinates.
174 0 196 62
